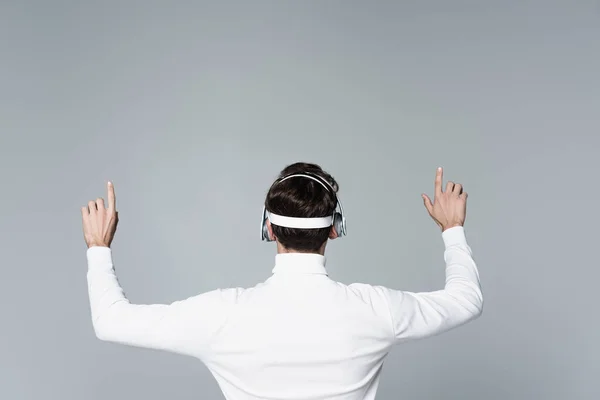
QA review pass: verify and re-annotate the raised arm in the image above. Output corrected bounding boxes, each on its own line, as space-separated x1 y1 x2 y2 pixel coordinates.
81 182 239 357
380 168 483 342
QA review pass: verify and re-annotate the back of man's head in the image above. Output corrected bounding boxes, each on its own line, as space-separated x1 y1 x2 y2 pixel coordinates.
265 162 339 253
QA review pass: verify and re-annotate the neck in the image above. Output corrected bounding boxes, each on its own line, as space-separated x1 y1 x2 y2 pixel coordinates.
276 241 327 256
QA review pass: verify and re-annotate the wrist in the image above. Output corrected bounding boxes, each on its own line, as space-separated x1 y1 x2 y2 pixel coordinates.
442 223 463 232
87 242 110 248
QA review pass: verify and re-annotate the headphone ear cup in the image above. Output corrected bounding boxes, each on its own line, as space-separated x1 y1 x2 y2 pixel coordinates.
333 212 345 237
261 206 274 242
262 218 272 241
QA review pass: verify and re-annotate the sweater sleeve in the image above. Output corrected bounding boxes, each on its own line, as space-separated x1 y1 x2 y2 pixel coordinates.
86 246 240 357
377 226 483 342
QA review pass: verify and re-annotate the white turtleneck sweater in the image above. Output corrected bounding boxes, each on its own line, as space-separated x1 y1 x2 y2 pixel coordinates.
86 226 483 400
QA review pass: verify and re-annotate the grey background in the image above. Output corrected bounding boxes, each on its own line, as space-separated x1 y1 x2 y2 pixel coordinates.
1 1 598 399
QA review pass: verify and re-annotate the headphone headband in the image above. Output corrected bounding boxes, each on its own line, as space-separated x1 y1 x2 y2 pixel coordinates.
266 212 334 229
276 172 335 194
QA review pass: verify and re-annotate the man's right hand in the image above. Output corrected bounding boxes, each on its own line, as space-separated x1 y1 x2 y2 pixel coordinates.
81 181 119 248
422 167 467 232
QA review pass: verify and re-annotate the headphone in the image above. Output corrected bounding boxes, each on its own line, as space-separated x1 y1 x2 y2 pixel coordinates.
261 172 347 242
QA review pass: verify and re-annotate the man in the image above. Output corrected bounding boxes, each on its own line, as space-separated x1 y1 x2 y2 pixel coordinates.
81 162 483 400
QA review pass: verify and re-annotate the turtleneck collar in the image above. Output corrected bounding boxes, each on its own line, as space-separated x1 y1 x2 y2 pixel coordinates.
272 253 328 275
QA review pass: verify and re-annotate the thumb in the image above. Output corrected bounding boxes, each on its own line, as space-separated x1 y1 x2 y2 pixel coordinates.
422 194 434 214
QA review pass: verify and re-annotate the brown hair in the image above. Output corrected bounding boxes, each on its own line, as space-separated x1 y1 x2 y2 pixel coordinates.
265 162 339 252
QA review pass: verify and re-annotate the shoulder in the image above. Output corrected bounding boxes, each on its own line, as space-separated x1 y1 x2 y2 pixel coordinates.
181 287 249 308
347 282 395 300
328 282 398 312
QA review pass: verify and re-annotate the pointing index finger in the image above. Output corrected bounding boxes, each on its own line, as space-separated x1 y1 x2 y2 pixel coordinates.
435 167 443 196
107 181 116 211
